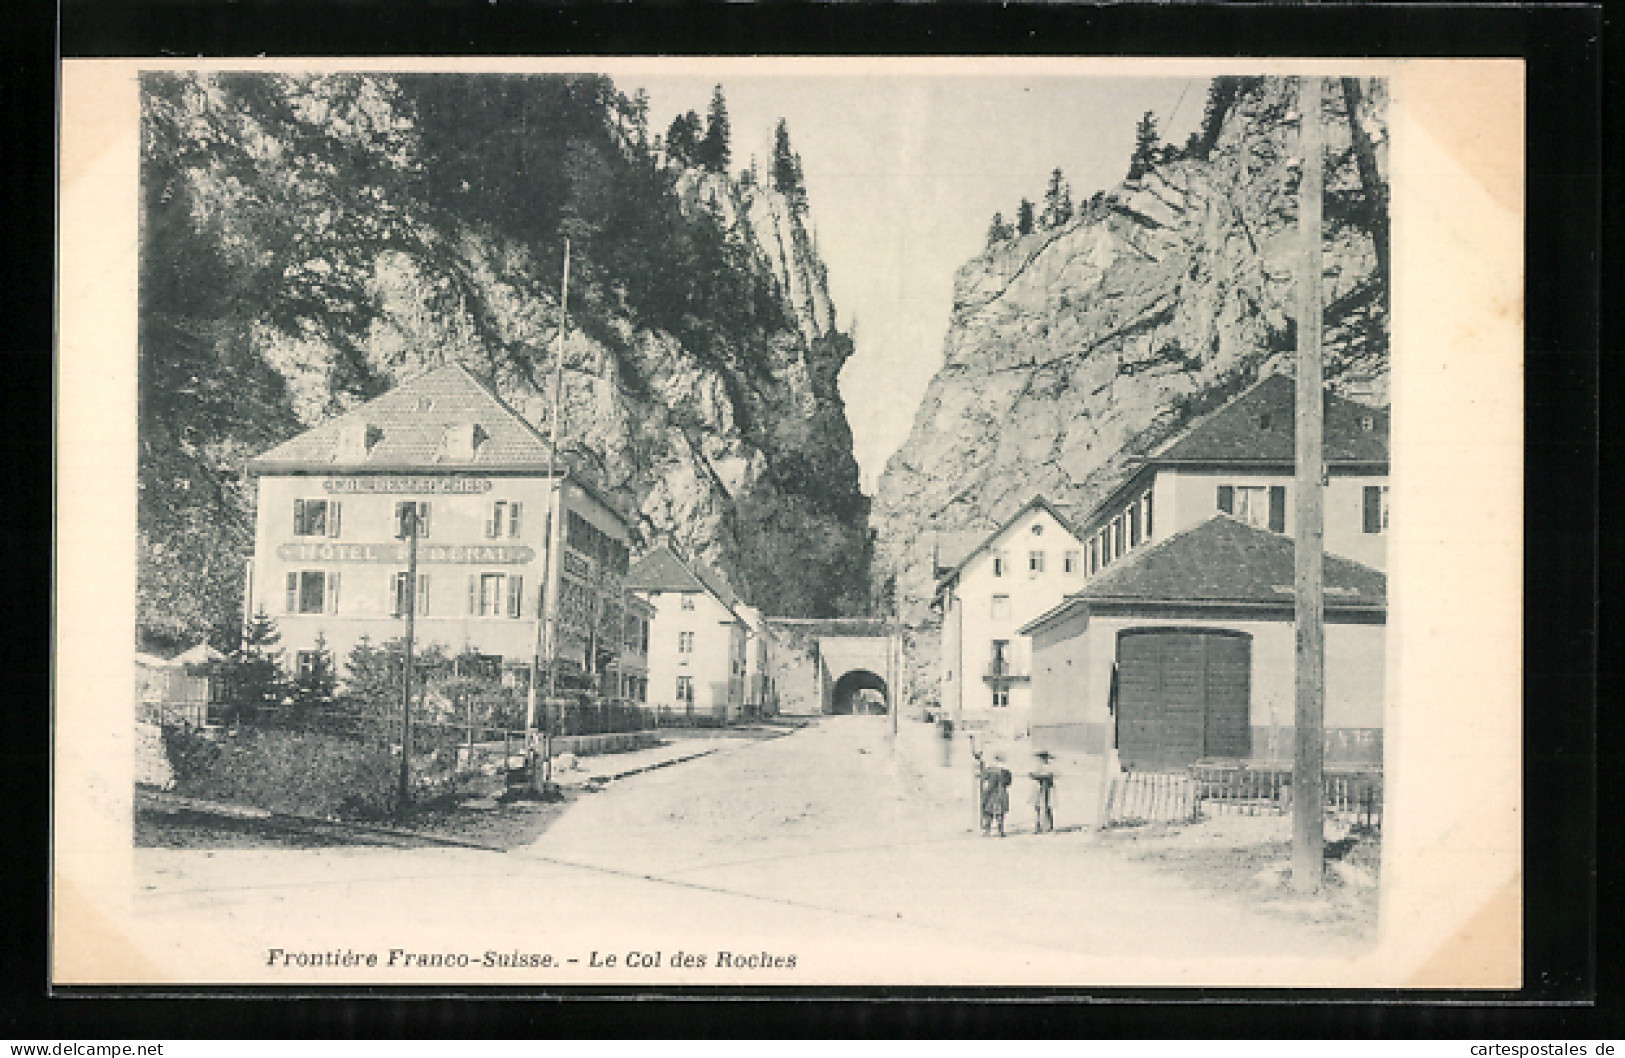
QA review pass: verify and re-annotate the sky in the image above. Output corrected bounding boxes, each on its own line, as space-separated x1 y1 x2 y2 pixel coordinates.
635 71 1206 494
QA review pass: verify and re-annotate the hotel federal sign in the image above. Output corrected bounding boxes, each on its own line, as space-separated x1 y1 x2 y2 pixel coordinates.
321 477 492 494
276 542 534 564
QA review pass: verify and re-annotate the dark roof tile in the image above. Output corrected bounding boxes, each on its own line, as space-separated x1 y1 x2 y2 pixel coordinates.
1153 373 1389 465
1073 515 1386 608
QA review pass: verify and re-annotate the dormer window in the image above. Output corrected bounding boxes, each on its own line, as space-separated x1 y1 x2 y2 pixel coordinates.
443 422 488 461
337 421 382 461
1360 415 1376 432
1258 413 1272 430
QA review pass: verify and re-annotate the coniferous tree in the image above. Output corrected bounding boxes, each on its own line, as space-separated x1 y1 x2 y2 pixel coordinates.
1041 167 1074 229
665 110 702 168
985 211 1014 247
627 88 651 151
698 84 732 173
292 629 336 708
1128 110 1161 180
770 118 808 214
227 607 288 714
1016 197 1035 235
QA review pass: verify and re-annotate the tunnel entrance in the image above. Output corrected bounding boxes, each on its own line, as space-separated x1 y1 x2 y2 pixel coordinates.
830 669 889 715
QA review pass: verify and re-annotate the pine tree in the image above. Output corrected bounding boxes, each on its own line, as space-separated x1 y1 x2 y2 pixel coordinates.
985 211 1014 247
292 629 336 708
698 84 732 173
665 110 702 168
628 88 651 151
1042 167 1074 229
1016 197 1035 235
1128 110 1161 180
228 607 287 714
770 118 808 214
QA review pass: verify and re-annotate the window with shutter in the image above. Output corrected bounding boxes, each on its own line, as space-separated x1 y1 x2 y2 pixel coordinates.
328 501 342 538
1363 485 1387 534
1217 485 1234 514
468 574 477 615
293 499 305 536
1143 491 1154 538
285 572 298 613
1128 504 1141 547
480 573 503 617
1268 485 1286 533
507 575 523 618
509 502 522 538
417 573 430 615
325 572 340 614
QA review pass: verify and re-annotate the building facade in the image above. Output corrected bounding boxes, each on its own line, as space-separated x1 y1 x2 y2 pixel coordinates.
934 371 1389 744
626 547 749 724
244 363 636 701
1069 371 1390 576
1021 516 1387 769
934 497 1090 738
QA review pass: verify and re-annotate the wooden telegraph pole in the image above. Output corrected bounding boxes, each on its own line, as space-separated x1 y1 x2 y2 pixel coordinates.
397 503 419 818
1292 75 1327 892
529 239 571 751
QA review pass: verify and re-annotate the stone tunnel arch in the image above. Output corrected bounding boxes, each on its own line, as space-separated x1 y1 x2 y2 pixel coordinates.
830 669 889 715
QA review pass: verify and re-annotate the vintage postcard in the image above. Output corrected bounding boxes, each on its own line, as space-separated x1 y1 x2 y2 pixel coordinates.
55 57 1522 988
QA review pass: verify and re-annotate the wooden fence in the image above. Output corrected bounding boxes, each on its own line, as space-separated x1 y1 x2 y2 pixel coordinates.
1106 762 1383 829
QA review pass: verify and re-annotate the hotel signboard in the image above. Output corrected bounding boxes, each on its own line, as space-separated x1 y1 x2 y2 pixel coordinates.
276 542 534 564
322 477 492 494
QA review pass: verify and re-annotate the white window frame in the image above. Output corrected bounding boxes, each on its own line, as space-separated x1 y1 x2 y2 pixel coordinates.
990 594 1011 620
293 499 341 538
487 500 523 540
286 570 338 615
394 500 431 539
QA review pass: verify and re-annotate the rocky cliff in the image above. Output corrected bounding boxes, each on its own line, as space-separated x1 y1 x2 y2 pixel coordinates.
871 77 1390 704
138 73 870 651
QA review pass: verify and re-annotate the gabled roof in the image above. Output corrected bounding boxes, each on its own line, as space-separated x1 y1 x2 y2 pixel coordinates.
249 362 560 473
625 546 745 621
931 530 986 576
1020 515 1385 633
1149 372 1390 466
937 495 1085 591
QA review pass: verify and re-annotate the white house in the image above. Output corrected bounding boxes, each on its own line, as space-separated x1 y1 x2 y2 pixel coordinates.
1069 371 1390 577
1020 515 1387 769
243 362 637 698
934 496 1091 739
626 547 749 724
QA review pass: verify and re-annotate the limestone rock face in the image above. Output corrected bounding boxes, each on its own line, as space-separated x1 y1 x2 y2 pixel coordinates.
273 173 869 619
872 78 1390 702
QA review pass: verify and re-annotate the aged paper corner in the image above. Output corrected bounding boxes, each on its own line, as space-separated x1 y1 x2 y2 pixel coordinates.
1402 876 1522 990
52 875 160 986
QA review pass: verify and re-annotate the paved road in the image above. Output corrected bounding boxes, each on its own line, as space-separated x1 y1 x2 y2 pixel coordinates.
124 717 1372 986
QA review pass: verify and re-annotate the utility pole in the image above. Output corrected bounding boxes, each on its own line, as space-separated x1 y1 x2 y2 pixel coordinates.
529 240 571 743
547 238 571 710
1292 75 1327 893
397 503 419 818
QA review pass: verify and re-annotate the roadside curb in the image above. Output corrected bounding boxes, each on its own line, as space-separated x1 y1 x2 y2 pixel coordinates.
572 746 719 786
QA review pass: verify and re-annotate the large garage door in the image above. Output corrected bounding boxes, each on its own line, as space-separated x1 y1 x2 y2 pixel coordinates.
1116 629 1251 771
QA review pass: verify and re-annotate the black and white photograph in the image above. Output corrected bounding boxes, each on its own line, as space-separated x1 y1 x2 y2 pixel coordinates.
55 57 1524 988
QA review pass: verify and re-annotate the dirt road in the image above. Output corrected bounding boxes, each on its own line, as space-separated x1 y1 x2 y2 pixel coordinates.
124 716 1374 986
